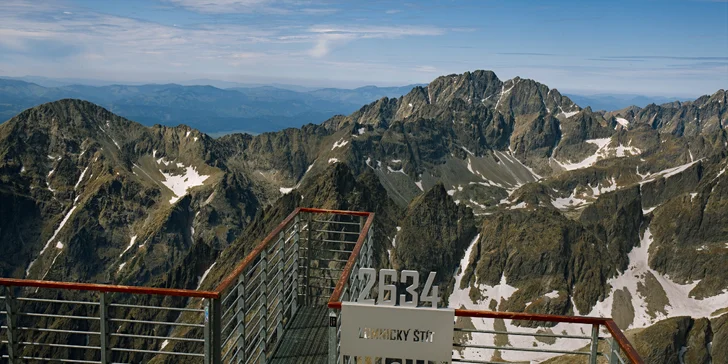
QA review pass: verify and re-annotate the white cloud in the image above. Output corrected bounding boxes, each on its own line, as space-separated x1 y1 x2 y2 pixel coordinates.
164 0 274 13
414 65 437 73
0 2 452 87
309 33 355 58
306 25 444 57
163 0 336 14
308 25 444 38
385 9 401 14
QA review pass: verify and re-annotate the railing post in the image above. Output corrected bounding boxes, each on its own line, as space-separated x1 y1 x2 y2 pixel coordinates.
349 262 358 303
328 309 338 364
204 297 222 364
609 337 619 364
305 213 313 306
276 232 285 343
292 215 300 317
235 274 246 363
4 287 18 364
589 324 599 364
99 292 111 364
366 226 374 268
259 249 268 363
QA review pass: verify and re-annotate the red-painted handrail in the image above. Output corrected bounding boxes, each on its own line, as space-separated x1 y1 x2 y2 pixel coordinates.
605 319 645 364
0 277 218 298
453 308 608 325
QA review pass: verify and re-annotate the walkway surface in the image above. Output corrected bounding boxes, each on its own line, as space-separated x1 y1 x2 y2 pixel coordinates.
270 306 329 364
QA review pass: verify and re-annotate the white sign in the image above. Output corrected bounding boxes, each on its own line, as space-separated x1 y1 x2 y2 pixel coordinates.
357 268 440 307
340 302 454 363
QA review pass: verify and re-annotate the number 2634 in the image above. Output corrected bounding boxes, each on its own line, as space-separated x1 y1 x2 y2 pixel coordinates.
356 268 439 308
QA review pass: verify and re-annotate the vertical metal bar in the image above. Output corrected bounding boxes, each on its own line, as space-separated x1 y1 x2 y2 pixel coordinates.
358 215 364 244
292 215 300 317
99 292 111 364
276 232 285 344
589 324 599 364
609 337 619 364
349 261 358 303
204 299 212 364
259 248 268 363
211 297 222 364
235 274 246 363
305 213 313 306
366 226 374 268
204 298 222 364
328 309 338 364
4 287 17 364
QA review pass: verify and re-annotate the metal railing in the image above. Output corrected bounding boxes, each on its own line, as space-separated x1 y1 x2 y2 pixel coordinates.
326 239 643 364
325 214 375 364
0 207 375 364
452 309 643 364
1 206 643 364
0 279 213 363
212 207 372 363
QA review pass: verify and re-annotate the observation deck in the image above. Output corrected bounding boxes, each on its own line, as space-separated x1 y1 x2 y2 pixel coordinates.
0 208 643 364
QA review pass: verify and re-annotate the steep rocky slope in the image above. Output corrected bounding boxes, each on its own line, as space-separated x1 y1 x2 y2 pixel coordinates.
0 99 330 289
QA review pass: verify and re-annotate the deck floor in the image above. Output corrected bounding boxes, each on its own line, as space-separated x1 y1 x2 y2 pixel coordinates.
270 306 329 364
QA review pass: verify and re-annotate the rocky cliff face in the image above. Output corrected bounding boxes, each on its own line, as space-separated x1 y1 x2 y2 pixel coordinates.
0 99 330 291
393 183 477 290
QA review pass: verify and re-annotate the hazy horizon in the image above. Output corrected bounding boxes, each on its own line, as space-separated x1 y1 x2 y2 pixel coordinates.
0 73 714 100
1 0 726 97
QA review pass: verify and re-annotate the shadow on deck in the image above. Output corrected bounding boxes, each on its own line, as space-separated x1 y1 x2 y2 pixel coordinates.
271 306 329 364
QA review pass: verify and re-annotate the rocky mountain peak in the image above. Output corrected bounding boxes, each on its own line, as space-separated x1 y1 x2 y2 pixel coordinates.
393 182 477 288
426 70 503 107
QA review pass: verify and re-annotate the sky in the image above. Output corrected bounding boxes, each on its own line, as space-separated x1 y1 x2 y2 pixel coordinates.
0 0 726 97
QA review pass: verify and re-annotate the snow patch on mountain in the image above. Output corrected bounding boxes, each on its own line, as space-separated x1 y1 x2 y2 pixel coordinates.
387 166 406 174
495 79 518 110
551 188 589 210
448 234 608 363
415 180 424 191
197 262 217 289
553 138 636 171
74 167 89 190
332 138 349 150
99 125 120 149
585 228 728 330
561 110 579 118
120 235 138 257
615 117 630 127
461 146 475 156
640 160 701 185
509 201 527 209
160 164 210 204
26 205 78 277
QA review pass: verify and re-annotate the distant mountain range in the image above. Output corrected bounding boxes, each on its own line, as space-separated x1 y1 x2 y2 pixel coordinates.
0 77 423 134
564 93 689 112
1 75 700 136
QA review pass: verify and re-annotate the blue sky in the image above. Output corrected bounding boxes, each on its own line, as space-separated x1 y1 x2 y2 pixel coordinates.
0 0 726 96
